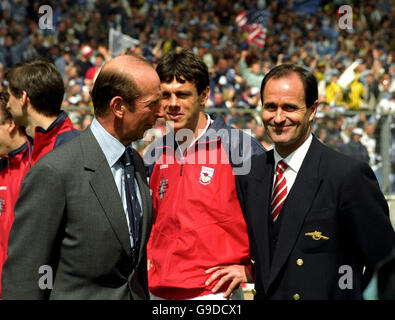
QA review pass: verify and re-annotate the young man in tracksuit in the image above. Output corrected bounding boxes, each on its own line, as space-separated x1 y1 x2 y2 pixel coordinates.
6 57 79 166
144 49 265 300
0 91 31 298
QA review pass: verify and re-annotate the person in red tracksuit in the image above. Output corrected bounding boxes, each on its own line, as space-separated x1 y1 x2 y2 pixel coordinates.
0 91 31 298
6 57 79 166
144 49 265 300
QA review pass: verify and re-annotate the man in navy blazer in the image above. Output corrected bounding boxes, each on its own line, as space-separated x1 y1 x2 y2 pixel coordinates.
236 64 395 300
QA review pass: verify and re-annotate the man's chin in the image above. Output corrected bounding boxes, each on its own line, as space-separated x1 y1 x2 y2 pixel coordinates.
269 133 291 145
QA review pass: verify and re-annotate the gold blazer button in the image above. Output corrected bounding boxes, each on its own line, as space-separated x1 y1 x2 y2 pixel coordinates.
296 258 304 266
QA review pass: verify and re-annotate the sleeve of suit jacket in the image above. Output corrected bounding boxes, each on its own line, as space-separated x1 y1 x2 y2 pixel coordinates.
2 161 65 299
340 160 395 269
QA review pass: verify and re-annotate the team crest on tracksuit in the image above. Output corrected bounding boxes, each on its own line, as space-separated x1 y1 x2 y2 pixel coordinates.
199 166 215 185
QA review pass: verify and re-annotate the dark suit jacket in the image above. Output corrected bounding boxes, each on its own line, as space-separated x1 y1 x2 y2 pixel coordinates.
236 136 395 300
2 129 153 299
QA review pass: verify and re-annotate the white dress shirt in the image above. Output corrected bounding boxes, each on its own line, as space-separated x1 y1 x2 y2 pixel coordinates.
273 134 313 197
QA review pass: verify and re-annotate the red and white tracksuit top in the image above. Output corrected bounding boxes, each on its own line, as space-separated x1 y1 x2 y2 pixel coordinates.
0 139 31 298
145 115 265 299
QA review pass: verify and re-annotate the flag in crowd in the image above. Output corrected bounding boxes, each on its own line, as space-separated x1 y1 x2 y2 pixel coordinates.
109 28 140 57
235 9 270 48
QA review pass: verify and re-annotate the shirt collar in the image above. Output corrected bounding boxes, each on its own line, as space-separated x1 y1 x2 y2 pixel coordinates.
175 113 213 151
273 133 313 173
35 111 68 133
90 117 129 168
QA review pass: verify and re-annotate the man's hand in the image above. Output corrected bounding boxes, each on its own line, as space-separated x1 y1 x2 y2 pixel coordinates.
205 265 252 298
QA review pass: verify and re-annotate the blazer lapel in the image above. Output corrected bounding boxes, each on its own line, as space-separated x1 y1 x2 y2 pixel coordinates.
268 137 323 289
80 129 132 258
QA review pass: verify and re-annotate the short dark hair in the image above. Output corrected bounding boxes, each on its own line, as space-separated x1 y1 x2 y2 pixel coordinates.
5 57 65 117
0 90 11 124
90 54 150 117
260 64 318 108
156 49 209 95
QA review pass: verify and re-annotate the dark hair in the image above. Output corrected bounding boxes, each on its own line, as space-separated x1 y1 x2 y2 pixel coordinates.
5 57 65 117
90 54 150 117
0 90 11 123
260 64 318 108
156 49 209 95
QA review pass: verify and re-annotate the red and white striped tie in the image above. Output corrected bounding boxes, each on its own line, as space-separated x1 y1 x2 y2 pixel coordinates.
271 160 288 222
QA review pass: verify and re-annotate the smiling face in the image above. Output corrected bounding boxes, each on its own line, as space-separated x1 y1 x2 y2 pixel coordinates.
160 77 209 137
262 72 317 158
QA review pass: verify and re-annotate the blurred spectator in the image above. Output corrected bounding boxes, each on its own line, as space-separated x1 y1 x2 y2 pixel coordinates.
377 91 395 115
84 53 105 86
361 70 380 111
341 127 370 164
325 70 343 107
0 0 392 192
75 45 93 77
344 76 366 110
238 50 265 88
55 46 75 81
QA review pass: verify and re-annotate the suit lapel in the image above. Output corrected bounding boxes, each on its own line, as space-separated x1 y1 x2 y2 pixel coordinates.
80 129 132 258
268 137 323 289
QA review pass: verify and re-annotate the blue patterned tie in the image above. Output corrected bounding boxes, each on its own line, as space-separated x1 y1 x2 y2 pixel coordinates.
120 147 142 266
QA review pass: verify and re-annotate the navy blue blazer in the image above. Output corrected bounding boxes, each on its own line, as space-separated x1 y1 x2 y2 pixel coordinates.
236 136 395 300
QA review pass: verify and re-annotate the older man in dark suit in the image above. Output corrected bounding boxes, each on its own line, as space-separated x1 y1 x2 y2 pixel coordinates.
236 64 395 300
2 54 163 299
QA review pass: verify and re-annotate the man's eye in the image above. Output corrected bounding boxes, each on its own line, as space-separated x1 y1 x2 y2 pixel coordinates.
283 105 297 111
264 104 276 111
177 93 188 98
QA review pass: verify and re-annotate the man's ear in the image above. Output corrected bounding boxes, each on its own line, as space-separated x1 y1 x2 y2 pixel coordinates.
109 96 126 119
309 100 318 122
199 87 210 107
21 91 28 107
5 119 17 134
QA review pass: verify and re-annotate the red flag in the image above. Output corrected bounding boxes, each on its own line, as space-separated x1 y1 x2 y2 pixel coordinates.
236 10 270 48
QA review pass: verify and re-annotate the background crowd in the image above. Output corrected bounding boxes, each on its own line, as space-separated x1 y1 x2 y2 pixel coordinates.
0 0 394 191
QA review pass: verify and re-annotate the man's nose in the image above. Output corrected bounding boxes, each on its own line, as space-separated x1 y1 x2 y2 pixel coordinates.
169 93 180 107
156 103 165 118
273 109 285 123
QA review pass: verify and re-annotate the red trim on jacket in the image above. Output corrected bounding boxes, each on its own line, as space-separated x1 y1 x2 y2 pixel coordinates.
31 111 78 165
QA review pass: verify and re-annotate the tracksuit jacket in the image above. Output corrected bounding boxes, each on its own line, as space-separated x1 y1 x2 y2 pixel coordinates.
0 140 31 298
31 111 79 165
144 115 265 299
